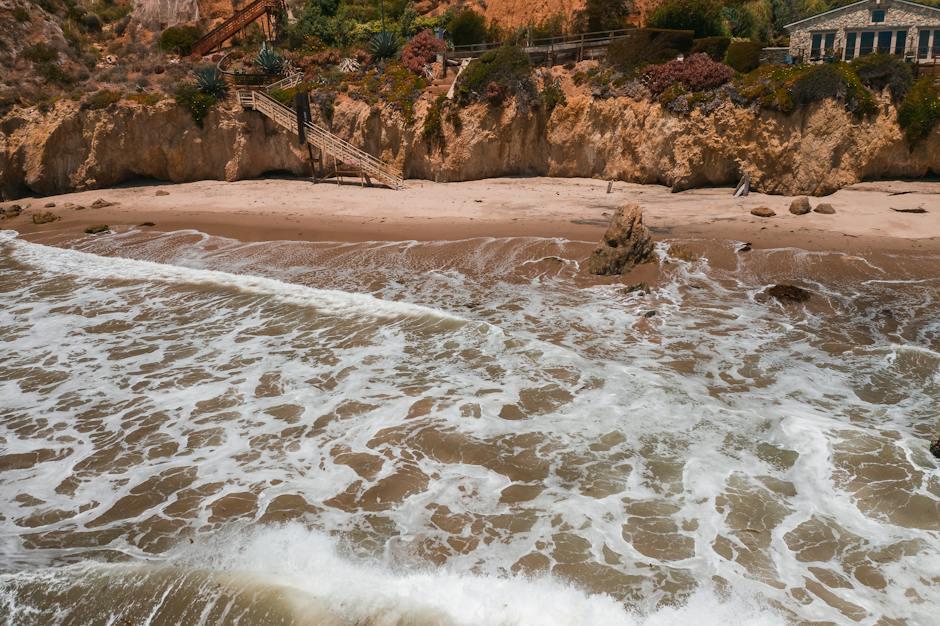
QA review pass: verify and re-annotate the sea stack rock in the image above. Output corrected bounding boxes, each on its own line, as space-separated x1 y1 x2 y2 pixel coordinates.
587 204 654 275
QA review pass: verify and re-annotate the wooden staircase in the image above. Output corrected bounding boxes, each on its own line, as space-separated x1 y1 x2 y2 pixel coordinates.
191 0 286 57
238 89 404 190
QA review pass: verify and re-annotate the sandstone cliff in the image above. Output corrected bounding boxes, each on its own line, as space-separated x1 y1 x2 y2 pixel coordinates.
1 91 937 200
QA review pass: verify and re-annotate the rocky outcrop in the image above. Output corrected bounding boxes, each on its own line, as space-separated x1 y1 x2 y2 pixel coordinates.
1 89 938 200
586 204 654 275
757 284 813 304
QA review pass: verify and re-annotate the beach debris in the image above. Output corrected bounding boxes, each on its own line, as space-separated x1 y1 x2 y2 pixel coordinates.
667 243 700 262
155 190 170 196
813 203 836 214
84 224 109 234
586 204 654 276
0 204 23 219
138 222 156 227
643 310 657 318
737 242 753 253
90 198 116 209
44 201 56 208
930 438 940 459
789 197 811 215
607 180 614 194
890 207 927 214
31 211 59 224
620 282 650 295
756 284 812 304
750 207 775 218
734 173 750 197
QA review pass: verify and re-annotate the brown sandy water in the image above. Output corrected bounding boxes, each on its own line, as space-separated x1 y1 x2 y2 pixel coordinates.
0 228 938 625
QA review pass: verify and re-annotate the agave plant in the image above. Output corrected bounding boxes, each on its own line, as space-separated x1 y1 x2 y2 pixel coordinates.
194 66 228 99
255 44 284 75
370 31 399 60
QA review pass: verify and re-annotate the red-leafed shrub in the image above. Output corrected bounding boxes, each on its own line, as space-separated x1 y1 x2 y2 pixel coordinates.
642 52 734 96
402 30 446 74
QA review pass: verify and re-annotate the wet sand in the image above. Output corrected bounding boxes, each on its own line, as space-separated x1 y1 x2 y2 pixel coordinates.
4 177 939 253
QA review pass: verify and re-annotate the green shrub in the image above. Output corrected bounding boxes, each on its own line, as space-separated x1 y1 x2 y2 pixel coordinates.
13 6 30 22
736 63 877 117
82 13 102 32
455 44 532 105
607 28 695 73
898 77 940 144
542 79 567 112
255 45 285 74
195 66 229 98
93 0 133 23
724 40 762 73
83 89 122 110
423 95 446 152
370 31 400 60
158 25 202 55
648 0 726 38
692 36 731 61
576 0 631 32
36 62 74 85
449 9 487 46
21 43 58 63
850 54 913 101
174 84 217 127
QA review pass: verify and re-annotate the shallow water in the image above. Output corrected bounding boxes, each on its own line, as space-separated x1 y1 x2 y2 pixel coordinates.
1 228 938 625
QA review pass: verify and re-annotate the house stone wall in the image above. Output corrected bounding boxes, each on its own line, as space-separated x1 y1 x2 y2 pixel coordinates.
787 0 940 59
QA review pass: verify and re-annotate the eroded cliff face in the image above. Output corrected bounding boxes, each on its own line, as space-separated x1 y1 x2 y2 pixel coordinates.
1 92 937 200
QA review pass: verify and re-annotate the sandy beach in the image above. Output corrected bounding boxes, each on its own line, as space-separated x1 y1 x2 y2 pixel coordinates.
4 177 939 252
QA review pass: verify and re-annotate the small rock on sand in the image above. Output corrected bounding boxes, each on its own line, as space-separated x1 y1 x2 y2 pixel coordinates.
789 197 811 215
891 207 927 214
90 199 116 209
737 242 753 253
756 284 812 304
814 203 836 214
31 211 59 224
84 224 110 234
138 222 156 227
1 204 23 219
44 202 56 208
155 190 170 196
931 438 940 459
751 207 776 218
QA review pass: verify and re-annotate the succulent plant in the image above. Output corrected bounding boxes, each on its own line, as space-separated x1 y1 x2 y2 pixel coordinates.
255 44 284 75
370 31 400 60
194 67 228 99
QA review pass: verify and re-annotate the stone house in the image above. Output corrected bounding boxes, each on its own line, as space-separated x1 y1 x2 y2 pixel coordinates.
785 0 940 63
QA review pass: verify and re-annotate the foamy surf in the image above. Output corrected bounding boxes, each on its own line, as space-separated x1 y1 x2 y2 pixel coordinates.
1 228 939 625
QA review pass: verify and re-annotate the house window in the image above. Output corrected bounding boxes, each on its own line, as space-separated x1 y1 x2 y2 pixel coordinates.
824 32 836 54
895 30 906 55
845 32 857 60
811 32 836 60
877 30 892 54
860 31 875 55
871 9 886 23
918 30 930 58
934 30 940 58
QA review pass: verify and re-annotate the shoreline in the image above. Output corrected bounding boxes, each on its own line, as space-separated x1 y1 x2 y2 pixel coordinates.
3 177 939 254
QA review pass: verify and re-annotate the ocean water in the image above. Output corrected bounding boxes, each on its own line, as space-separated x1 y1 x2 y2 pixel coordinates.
0 228 938 625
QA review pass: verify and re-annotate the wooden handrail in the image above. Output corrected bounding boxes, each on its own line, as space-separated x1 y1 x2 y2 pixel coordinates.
242 90 404 189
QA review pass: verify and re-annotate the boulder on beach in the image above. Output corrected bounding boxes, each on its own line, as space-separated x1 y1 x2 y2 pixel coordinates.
789 197 811 215
756 284 812 304
84 224 109 234
31 211 59 224
814 203 836 214
587 204 654 275
90 198 115 209
751 207 775 218
44 202 56 208
931 438 940 459
155 190 170 196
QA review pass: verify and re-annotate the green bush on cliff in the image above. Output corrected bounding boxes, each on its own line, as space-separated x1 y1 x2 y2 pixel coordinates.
724 41 762 73
691 36 731 62
607 29 694 74
422 95 446 153
455 45 533 106
82 89 122 110
898 77 940 144
648 0 726 38
158 25 203 56
174 84 217 127
449 9 487 46
850 54 913 101
736 62 876 116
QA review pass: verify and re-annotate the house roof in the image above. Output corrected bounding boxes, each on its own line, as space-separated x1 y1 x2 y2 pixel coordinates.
784 0 940 30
